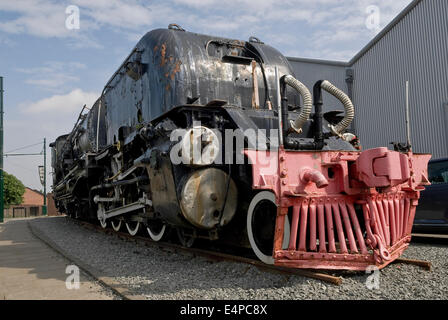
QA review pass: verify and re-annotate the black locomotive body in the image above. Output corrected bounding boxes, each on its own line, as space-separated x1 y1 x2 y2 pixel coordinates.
52 26 430 270
51 26 318 243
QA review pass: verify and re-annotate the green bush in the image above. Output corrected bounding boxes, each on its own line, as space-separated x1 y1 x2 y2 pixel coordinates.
3 171 25 208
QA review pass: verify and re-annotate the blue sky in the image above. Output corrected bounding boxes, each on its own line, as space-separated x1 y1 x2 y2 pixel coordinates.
0 0 412 191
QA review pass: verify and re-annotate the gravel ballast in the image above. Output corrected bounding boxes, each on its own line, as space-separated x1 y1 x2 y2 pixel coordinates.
29 216 448 300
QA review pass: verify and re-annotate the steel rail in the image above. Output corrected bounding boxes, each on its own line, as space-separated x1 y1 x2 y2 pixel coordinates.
412 233 448 239
70 219 434 286
71 218 343 285
393 258 432 271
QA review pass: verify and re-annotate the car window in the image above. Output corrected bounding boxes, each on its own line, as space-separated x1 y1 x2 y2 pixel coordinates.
428 160 448 184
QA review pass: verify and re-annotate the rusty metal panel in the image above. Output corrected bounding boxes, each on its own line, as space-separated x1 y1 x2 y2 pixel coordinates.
102 29 297 147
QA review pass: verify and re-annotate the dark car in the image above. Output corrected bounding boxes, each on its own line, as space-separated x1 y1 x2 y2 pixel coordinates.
413 157 448 233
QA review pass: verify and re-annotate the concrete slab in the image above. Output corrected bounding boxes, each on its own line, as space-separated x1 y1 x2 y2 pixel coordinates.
0 218 116 300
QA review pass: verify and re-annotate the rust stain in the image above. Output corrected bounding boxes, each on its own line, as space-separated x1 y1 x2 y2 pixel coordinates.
160 43 167 67
170 60 182 80
153 45 159 52
165 83 171 91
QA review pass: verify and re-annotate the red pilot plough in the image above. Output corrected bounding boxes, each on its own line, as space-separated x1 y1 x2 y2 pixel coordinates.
245 147 430 270
244 74 431 271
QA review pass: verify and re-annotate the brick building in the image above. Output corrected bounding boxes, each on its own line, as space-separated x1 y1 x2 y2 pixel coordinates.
3 188 60 218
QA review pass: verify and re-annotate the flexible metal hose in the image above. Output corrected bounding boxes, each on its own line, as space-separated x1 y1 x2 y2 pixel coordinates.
320 80 354 136
284 75 313 133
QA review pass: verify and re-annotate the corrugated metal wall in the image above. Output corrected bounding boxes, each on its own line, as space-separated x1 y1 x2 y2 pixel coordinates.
287 58 348 112
351 0 448 159
287 0 447 159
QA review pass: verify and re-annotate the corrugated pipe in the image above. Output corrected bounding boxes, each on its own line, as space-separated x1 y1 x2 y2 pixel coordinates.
284 75 313 133
320 80 354 136
280 77 324 150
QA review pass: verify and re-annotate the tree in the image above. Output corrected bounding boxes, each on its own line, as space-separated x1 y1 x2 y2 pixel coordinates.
3 171 26 208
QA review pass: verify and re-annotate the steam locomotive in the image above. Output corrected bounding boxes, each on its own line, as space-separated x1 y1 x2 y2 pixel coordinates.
51 25 431 270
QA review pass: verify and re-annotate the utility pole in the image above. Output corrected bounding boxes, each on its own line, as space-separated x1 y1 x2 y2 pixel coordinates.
43 137 47 215
0 77 4 223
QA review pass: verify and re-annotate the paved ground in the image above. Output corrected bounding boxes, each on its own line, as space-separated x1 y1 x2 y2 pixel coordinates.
0 218 117 300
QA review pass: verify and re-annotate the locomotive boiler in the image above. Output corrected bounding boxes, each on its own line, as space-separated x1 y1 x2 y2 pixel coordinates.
51 25 431 270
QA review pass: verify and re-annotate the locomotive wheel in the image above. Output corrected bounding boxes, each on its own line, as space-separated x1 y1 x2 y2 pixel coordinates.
99 218 107 229
247 191 290 265
111 219 122 232
146 220 166 242
126 221 141 236
176 228 195 248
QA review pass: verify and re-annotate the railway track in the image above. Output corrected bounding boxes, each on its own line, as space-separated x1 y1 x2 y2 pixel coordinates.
72 219 344 285
67 218 433 286
412 232 448 239
410 233 448 246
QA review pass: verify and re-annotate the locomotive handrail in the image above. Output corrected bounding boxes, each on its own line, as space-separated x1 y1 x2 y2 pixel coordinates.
101 47 143 97
59 104 88 157
248 36 264 44
168 23 185 31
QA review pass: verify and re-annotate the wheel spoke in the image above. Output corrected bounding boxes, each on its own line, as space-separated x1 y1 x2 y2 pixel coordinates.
126 221 140 236
111 219 122 232
100 219 107 229
147 222 166 242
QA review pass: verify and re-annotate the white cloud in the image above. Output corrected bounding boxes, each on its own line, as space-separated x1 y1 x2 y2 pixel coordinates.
5 88 99 190
25 74 80 88
5 86 99 190
0 0 102 49
17 61 86 73
0 1 411 35
0 0 155 36
0 0 72 37
16 61 86 91
73 0 153 30
21 88 98 114
0 0 414 60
